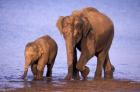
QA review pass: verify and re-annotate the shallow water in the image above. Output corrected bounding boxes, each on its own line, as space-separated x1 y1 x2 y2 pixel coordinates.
0 0 140 91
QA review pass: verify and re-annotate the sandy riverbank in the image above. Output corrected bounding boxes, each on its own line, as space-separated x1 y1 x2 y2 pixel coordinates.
2 78 140 92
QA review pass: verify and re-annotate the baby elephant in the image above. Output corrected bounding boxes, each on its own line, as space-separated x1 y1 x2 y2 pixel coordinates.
21 35 58 80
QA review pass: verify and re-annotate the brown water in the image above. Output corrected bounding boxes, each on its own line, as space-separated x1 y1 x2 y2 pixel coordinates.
0 0 140 91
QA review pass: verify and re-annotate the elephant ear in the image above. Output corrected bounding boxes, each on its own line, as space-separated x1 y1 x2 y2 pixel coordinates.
81 16 91 37
56 16 65 34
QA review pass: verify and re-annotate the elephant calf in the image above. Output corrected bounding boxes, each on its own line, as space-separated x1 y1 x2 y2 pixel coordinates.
20 35 58 80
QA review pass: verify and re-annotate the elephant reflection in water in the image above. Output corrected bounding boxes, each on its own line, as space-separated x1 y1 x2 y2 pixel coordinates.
57 7 115 80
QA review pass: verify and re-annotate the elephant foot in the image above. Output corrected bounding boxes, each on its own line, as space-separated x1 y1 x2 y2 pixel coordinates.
81 66 90 80
104 65 115 79
46 75 52 78
93 76 102 80
65 66 74 80
64 74 73 80
36 77 43 80
73 72 80 80
46 71 52 78
104 71 113 79
19 71 28 79
36 70 43 80
33 75 37 79
94 71 102 80
65 73 80 80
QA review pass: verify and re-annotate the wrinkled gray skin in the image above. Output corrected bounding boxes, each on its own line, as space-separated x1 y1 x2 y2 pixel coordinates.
57 7 115 80
20 35 58 80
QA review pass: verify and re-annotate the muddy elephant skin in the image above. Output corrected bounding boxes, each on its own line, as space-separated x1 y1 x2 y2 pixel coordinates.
21 35 58 80
56 7 115 80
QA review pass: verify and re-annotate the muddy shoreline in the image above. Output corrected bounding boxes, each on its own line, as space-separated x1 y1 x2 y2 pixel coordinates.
1 78 140 92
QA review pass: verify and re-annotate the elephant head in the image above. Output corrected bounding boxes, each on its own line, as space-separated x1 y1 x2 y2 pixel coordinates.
20 42 43 79
56 14 92 78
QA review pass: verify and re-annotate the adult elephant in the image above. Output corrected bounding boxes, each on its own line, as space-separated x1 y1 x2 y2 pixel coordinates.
57 7 115 80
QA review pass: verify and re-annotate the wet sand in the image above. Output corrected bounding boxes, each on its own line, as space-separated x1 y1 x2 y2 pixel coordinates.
2 78 140 92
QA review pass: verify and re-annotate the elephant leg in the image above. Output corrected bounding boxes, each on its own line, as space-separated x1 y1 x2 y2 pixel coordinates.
76 53 92 80
31 63 37 79
103 53 115 79
65 48 80 80
94 51 107 80
73 48 80 80
46 63 54 77
36 54 48 80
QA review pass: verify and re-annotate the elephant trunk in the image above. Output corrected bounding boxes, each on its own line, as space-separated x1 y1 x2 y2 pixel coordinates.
20 57 31 79
65 37 74 76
